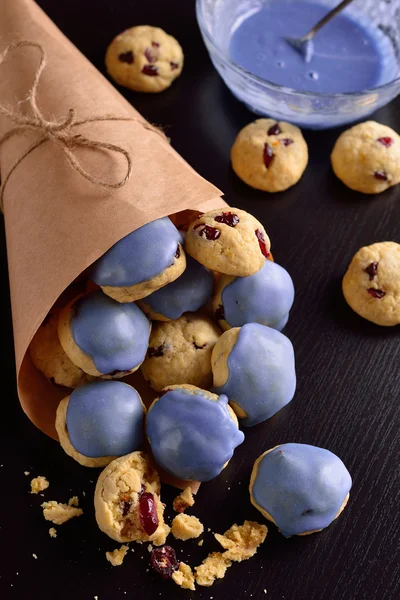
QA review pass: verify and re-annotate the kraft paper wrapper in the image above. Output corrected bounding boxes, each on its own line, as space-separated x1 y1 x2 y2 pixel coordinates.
0 0 227 492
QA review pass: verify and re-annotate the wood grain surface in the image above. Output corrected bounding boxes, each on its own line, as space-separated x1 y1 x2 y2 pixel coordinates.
0 1 399 599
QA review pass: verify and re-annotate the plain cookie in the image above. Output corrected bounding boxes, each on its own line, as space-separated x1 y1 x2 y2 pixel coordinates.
231 119 308 192
29 310 93 388
342 241 400 326
141 313 220 392
331 121 400 194
105 25 184 93
185 208 271 276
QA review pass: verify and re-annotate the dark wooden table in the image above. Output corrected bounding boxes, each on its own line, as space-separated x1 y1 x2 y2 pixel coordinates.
1 1 399 599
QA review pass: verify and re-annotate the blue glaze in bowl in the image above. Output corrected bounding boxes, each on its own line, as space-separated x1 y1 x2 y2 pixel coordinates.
196 0 400 129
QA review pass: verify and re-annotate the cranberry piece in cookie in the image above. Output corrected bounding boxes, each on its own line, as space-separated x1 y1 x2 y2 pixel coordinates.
139 492 159 535
214 212 240 227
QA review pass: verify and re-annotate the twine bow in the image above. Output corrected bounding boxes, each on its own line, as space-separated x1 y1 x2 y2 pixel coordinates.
0 41 165 210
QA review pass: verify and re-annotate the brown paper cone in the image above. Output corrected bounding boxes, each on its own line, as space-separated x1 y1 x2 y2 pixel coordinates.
0 0 226 488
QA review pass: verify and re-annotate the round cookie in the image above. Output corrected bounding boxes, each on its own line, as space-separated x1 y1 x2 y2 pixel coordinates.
105 25 184 93
212 323 296 427
213 259 294 331
141 313 220 392
249 444 352 537
331 121 400 194
138 255 214 321
342 241 400 326
29 310 93 388
56 381 146 467
231 119 308 192
146 384 244 481
185 208 271 277
94 451 169 545
58 291 151 378
91 217 186 303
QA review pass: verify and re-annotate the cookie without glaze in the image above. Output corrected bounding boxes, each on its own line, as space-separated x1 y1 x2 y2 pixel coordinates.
185 208 271 277
138 255 214 321
213 259 294 331
94 451 169 545
212 323 296 427
146 384 244 481
91 217 186 302
106 25 184 93
58 291 151 377
55 381 145 467
141 314 220 392
29 311 92 388
331 121 400 194
250 444 352 537
342 241 400 326
231 119 308 192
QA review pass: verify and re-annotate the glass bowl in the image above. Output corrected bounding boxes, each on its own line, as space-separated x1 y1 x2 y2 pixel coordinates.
196 0 400 129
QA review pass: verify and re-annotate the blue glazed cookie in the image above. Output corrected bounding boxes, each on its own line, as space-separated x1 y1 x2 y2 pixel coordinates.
91 217 186 302
250 444 352 537
138 255 214 321
212 323 296 427
58 291 151 378
213 260 294 331
55 381 146 467
146 384 245 481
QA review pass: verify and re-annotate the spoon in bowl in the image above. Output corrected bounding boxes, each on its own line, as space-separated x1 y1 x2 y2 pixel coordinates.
285 0 355 63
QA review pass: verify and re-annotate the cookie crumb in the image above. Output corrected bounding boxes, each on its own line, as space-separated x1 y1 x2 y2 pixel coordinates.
147 544 153 552
198 539 204 547
195 552 231 587
49 527 57 538
68 496 79 507
214 521 267 562
41 499 83 525
171 514 204 541
173 487 195 513
30 476 49 494
105 545 129 567
32 554 38 559
172 562 196 591
24 471 30 476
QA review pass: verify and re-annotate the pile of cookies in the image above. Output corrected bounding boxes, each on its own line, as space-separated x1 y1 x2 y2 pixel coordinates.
29 204 352 585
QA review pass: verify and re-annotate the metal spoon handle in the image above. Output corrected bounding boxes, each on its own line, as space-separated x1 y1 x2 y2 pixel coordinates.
304 0 354 41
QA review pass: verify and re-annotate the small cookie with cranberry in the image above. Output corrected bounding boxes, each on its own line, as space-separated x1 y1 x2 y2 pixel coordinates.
91 217 186 303
185 208 270 277
213 259 294 331
94 451 169 545
58 291 151 378
29 310 93 388
56 381 146 468
331 121 400 194
146 385 244 481
231 119 308 192
342 241 400 326
105 25 184 93
138 255 214 321
141 313 220 392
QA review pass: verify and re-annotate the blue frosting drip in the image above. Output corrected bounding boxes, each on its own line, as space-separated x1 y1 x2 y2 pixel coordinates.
221 260 294 331
66 381 144 458
71 291 150 375
251 444 352 537
144 255 214 319
214 323 296 427
91 217 184 287
146 387 245 482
